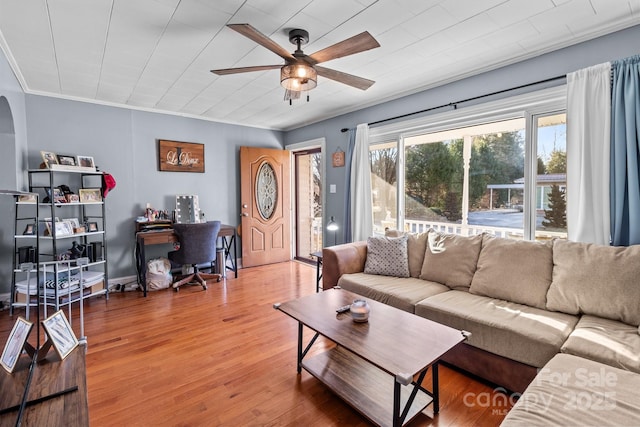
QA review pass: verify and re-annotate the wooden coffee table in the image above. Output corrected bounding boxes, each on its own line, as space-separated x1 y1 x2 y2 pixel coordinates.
275 289 467 427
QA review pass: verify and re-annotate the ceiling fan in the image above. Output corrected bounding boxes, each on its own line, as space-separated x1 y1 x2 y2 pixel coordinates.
210 24 380 103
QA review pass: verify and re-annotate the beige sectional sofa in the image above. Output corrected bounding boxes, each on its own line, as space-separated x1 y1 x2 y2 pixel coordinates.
322 230 640 425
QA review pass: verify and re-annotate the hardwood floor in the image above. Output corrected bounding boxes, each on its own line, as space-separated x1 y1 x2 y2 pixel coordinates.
1 261 513 426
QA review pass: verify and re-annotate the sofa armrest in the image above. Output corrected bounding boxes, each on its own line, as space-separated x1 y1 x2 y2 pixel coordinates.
322 241 368 290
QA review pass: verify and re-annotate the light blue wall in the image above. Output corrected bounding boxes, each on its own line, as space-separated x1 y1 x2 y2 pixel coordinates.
285 24 640 244
0 36 283 289
22 96 283 278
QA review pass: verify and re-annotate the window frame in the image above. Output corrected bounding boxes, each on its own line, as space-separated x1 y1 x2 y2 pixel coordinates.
369 86 567 240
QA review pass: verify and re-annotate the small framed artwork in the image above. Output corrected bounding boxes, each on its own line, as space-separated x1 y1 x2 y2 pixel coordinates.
66 194 80 203
40 151 58 168
52 187 66 204
22 223 35 235
54 221 74 236
77 155 95 168
18 194 37 203
42 310 78 360
56 154 76 166
63 218 80 229
332 149 345 167
79 188 102 203
1 317 33 373
87 222 99 232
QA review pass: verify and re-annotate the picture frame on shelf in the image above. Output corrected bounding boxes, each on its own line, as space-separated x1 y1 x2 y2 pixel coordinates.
63 218 80 229
76 155 95 169
66 194 79 203
52 187 66 204
54 221 74 237
43 217 60 236
56 154 76 166
79 188 102 203
22 223 35 235
40 151 58 168
41 310 78 360
18 194 36 203
87 222 99 232
1 317 33 373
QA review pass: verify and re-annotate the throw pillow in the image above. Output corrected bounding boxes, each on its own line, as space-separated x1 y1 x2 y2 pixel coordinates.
384 228 430 278
419 231 482 290
407 231 429 278
364 235 410 278
469 235 553 309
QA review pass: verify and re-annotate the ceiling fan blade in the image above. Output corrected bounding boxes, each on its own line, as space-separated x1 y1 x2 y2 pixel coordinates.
211 65 282 75
307 31 380 64
228 23 295 61
315 66 375 90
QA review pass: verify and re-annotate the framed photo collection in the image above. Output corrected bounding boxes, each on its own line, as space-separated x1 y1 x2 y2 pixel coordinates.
39 151 96 171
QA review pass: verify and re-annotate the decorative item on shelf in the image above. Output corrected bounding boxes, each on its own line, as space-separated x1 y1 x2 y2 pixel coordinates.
40 151 58 168
76 155 95 169
78 188 102 203
326 216 339 246
69 241 87 259
87 222 99 232
18 194 36 203
22 223 35 235
101 172 116 198
66 194 79 203
52 187 67 204
56 154 76 166
17 246 35 264
332 147 345 167
350 299 370 323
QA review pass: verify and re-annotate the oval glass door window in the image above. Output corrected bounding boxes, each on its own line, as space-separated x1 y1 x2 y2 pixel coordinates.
256 161 277 220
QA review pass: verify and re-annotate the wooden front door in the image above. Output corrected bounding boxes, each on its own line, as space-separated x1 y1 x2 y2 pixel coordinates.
240 146 291 268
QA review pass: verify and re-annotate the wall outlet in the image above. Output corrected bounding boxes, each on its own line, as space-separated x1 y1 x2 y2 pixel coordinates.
330 184 336 193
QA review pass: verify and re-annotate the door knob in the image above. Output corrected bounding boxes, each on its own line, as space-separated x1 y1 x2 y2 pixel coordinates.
241 213 249 217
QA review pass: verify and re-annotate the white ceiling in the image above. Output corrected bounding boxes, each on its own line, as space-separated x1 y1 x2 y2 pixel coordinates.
0 0 639 131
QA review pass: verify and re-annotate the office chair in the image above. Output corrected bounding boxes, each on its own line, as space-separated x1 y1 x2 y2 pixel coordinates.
168 221 222 291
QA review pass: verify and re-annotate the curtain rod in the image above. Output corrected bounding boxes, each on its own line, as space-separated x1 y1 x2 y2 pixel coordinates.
340 74 566 132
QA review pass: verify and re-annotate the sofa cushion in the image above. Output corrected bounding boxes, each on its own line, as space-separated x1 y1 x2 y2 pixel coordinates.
561 315 640 374
502 353 640 426
415 290 578 368
338 273 449 313
419 232 482 291
364 235 410 278
385 229 429 278
470 235 553 309
547 239 640 325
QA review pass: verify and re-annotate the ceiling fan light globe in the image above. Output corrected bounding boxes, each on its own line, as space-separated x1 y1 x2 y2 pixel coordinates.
281 64 317 91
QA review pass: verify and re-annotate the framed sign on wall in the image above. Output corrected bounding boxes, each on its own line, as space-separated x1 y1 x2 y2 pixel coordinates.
332 149 345 167
158 140 205 173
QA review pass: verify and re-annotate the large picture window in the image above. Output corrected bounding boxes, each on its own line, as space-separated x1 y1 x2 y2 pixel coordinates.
368 87 567 241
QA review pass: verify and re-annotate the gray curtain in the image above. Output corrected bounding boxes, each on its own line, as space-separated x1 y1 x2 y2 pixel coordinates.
610 55 640 246
342 129 356 243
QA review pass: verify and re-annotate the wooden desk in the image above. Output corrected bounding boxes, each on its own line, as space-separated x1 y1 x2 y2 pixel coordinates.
0 346 88 427
135 224 238 296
